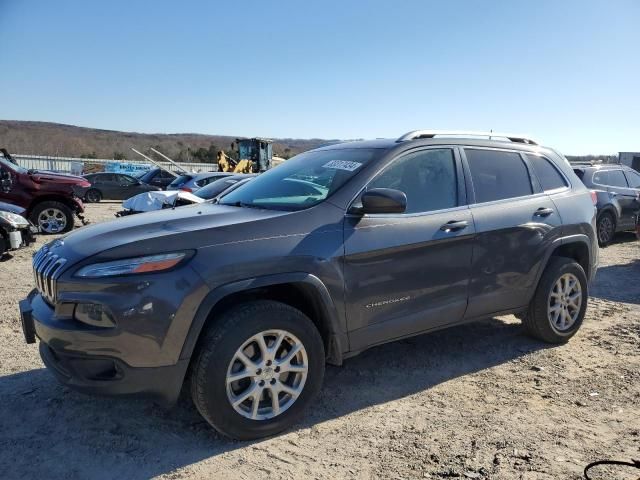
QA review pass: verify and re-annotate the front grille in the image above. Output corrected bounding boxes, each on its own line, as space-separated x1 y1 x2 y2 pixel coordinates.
32 245 67 304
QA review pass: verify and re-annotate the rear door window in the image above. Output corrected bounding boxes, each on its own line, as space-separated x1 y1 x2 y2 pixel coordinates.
526 154 567 191
465 149 533 203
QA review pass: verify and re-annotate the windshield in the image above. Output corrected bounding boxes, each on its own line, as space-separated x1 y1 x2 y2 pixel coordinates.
168 174 193 188
133 169 151 179
0 156 28 174
219 148 379 211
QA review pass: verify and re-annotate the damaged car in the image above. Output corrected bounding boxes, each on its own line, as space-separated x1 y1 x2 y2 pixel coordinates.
116 174 256 216
0 149 90 233
0 201 37 257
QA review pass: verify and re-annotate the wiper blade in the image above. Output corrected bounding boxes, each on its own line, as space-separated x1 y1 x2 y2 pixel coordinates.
220 201 263 209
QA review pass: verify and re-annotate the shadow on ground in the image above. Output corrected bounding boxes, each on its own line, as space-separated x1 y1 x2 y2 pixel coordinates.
0 317 550 479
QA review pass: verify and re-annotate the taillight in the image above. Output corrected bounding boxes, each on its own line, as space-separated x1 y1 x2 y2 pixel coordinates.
181 187 192 193
589 190 597 205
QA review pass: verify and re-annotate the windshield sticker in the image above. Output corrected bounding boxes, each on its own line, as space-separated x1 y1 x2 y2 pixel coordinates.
322 160 362 171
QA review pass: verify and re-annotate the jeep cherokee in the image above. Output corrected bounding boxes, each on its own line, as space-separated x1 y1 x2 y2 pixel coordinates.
19 130 598 440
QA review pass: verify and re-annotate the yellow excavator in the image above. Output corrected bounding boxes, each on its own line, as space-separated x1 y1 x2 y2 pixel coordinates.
218 138 273 173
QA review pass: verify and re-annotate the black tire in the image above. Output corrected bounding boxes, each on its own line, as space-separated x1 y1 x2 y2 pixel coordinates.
85 189 102 203
30 201 75 234
596 211 616 247
522 256 588 343
0 233 7 256
190 300 325 440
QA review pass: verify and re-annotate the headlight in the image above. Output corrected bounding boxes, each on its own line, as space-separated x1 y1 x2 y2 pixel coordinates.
0 211 30 228
75 252 189 278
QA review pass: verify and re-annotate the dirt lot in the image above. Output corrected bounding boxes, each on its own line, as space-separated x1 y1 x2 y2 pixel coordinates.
0 203 638 480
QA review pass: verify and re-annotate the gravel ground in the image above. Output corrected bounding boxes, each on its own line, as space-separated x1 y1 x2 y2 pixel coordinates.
0 203 638 480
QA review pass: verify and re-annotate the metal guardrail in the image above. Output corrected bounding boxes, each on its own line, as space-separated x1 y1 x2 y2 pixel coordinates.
13 154 217 175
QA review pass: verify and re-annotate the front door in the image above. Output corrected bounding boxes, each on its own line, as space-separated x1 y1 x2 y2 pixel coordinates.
343 147 475 351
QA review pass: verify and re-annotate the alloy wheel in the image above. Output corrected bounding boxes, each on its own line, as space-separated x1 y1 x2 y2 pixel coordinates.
38 208 67 233
548 273 582 332
598 215 614 244
226 329 308 421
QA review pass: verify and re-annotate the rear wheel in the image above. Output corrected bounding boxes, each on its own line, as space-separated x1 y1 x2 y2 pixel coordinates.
596 211 615 247
190 300 325 440
85 189 102 203
522 256 588 343
30 201 74 234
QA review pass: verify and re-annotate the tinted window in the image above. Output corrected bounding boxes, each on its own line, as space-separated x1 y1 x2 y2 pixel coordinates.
608 170 629 188
117 174 137 185
220 148 379 211
465 149 532 203
572 169 585 180
527 155 567 191
98 173 115 182
196 178 239 200
624 170 640 188
368 149 457 213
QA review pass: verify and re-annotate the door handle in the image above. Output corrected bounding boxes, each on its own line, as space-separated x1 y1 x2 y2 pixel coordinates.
534 207 554 217
440 220 468 232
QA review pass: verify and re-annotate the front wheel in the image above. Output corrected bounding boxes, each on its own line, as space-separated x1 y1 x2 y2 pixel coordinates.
522 256 588 343
30 201 75 234
190 301 325 440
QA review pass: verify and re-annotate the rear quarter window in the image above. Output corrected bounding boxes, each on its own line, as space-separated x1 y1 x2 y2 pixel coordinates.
526 154 567 191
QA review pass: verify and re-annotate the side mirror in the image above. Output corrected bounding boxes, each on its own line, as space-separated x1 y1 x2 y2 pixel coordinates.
352 188 407 215
0 170 12 193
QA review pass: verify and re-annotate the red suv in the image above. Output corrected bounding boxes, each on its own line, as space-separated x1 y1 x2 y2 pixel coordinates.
0 150 90 233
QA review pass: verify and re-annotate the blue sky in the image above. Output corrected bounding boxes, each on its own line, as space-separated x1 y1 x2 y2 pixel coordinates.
1 0 638 154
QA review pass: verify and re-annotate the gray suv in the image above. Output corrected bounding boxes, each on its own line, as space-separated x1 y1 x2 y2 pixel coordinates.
19 130 598 440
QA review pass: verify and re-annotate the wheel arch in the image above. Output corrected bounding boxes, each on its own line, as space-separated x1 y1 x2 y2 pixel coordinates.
531 236 593 300
26 195 79 216
180 273 347 366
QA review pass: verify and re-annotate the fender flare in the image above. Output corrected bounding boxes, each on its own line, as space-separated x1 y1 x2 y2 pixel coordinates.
531 234 594 296
179 272 347 365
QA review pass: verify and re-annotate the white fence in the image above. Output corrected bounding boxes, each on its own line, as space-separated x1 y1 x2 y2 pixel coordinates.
13 154 217 175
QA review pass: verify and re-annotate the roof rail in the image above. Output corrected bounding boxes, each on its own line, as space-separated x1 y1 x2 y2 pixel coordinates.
396 130 539 145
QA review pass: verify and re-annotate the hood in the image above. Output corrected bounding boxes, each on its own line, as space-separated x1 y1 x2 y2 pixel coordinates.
54 203 291 262
0 201 26 216
31 170 91 187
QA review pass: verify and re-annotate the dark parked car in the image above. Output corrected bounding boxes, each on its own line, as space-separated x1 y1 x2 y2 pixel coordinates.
20 131 598 440
83 172 161 202
0 149 89 233
572 163 640 246
134 167 176 190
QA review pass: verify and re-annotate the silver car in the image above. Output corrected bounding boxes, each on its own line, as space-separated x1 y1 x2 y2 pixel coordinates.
166 172 234 193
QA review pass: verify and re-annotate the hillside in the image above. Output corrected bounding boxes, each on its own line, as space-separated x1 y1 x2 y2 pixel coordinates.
0 120 334 162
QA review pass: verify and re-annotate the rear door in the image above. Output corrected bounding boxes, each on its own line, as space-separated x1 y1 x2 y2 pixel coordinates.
463 147 562 318
94 173 118 199
343 147 475 350
607 169 638 229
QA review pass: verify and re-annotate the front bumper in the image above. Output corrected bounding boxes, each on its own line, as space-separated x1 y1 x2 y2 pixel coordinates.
19 289 193 405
